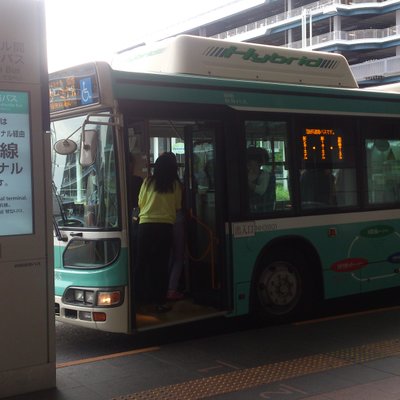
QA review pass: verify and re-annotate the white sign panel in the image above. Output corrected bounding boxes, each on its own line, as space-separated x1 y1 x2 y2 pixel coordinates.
0 90 32 235
0 0 41 84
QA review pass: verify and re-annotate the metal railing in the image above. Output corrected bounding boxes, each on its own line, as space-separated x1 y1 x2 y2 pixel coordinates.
286 25 400 48
350 55 400 80
212 0 394 41
213 0 341 40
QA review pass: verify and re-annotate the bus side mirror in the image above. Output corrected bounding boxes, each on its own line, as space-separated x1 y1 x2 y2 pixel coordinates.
54 138 78 155
80 129 98 167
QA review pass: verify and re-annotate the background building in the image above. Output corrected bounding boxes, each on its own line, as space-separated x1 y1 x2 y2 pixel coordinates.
152 0 400 87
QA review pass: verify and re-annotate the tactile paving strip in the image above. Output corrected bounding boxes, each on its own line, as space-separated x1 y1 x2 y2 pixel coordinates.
112 338 400 400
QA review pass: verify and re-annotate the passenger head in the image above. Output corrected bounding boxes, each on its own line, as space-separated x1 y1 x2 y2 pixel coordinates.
151 152 179 193
247 147 268 170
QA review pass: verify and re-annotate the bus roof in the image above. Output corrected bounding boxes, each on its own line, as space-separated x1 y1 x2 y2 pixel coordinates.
112 35 358 89
365 82 400 93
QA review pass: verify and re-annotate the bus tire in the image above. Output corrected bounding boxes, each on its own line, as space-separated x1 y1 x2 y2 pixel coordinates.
252 250 313 323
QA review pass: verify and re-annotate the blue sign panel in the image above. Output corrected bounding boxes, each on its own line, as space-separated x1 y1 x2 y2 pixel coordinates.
80 77 93 105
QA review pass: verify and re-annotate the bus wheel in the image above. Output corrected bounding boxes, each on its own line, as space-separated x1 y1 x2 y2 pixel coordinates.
254 253 311 322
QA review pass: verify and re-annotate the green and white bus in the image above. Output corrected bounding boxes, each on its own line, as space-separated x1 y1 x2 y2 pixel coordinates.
51 35 400 333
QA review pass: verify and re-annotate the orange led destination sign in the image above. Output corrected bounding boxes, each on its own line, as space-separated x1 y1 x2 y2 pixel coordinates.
302 128 343 162
49 74 99 112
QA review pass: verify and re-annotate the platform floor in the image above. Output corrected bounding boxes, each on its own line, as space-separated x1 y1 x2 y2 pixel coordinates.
6 304 400 400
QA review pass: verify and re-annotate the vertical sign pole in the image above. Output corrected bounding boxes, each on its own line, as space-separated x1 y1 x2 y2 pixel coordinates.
0 0 55 397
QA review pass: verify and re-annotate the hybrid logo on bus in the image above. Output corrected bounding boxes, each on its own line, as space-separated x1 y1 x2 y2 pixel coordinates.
203 46 339 69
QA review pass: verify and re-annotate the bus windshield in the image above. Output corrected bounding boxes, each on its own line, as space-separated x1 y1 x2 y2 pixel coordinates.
51 112 118 229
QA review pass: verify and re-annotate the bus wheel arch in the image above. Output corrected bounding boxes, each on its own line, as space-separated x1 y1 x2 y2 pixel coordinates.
250 236 323 323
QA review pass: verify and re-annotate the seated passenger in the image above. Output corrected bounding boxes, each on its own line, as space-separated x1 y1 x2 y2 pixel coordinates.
247 147 275 212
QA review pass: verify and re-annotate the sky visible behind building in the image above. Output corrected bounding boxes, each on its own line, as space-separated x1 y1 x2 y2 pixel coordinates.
45 0 232 72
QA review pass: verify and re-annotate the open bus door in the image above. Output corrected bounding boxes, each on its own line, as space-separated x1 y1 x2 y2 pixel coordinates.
127 119 227 330
185 123 225 308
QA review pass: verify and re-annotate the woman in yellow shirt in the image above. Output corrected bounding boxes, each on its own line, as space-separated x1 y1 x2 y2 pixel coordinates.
136 152 182 313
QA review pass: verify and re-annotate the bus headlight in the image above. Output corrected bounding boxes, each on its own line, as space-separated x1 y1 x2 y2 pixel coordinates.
74 289 85 302
63 287 123 307
97 290 122 306
85 291 95 304
64 288 95 305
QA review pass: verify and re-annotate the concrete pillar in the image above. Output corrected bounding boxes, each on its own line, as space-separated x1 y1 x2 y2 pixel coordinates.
333 15 341 40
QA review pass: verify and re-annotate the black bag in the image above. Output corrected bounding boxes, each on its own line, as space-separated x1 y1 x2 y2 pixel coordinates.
132 207 140 223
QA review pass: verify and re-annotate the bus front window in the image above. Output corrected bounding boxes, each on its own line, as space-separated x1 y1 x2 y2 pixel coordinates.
51 113 118 229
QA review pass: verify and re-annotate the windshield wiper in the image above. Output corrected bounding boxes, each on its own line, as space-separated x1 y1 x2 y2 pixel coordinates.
52 181 68 241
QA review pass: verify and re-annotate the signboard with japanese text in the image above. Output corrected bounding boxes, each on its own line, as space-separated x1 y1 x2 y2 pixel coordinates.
0 90 32 236
0 3 41 84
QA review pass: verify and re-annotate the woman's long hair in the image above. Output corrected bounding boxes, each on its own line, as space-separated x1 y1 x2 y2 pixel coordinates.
147 152 180 193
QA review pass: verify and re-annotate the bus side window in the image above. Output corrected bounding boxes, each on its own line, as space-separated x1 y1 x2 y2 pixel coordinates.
245 120 291 214
366 139 400 204
247 146 275 212
300 168 337 208
335 168 357 207
298 121 357 211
